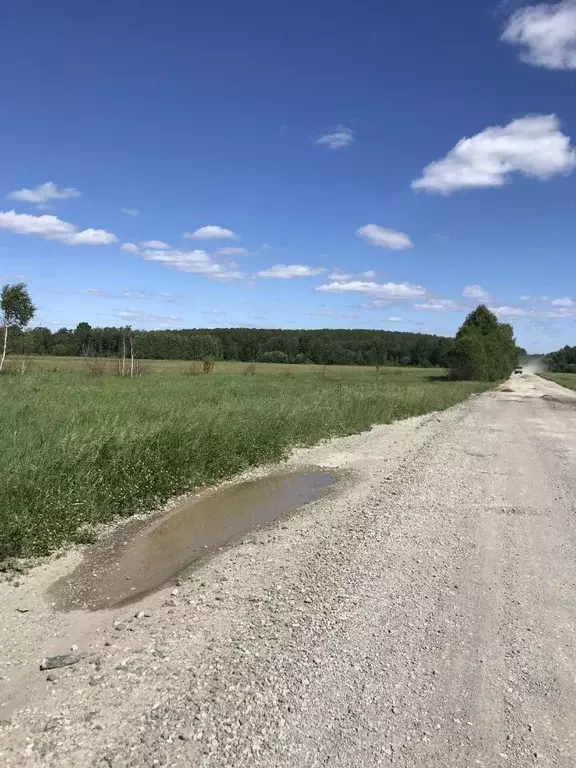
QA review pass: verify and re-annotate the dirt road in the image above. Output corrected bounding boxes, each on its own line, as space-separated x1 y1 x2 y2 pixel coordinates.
2 373 576 767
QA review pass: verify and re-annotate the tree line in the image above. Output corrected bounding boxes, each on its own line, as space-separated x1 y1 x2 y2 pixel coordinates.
1 284 525 377
544 345 576 373
7 322 456 367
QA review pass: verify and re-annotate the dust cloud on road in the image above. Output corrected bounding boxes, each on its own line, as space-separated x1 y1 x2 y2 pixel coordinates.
2 373 576 767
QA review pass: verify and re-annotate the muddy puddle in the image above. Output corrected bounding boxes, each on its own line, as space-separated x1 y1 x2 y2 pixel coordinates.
50 469 335 611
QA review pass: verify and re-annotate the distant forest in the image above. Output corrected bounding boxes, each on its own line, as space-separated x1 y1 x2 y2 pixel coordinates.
8 323 457 367
545 345 576 373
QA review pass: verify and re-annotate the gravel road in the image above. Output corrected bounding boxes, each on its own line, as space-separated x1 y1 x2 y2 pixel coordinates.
2 373 576 767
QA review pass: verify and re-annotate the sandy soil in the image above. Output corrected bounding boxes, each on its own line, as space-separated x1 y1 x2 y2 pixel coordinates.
2 373 576 767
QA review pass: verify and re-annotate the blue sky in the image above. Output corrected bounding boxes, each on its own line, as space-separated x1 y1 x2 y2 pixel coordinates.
2 0 576 351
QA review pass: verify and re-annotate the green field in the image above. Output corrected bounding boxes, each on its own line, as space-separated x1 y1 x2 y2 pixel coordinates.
0 361 491 562
539 372 576 391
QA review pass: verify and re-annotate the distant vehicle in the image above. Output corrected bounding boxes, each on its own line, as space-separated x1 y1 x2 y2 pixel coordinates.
515 367 523 374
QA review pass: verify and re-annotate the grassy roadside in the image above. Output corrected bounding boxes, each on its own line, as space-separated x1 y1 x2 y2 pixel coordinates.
538 372 576 391
0 367 490 562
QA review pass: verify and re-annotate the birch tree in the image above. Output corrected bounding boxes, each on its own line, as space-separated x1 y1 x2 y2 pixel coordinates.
0 283 36 373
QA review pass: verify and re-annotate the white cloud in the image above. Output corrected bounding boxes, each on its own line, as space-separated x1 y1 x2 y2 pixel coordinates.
201 309 226 316
414 299 463 311
490 305 529 317
216 246 249 256
121 208 140 217
139 247 246 280
412 115 576 194
8 181 80 205
388 317 403 322
81 288 109 297
462 284 492 300
184 225 239 240
256 264 326 279
316 280 427 299
551 297 575 306
502 1 576 70
0 210 117 245
140 240 169 249
356 224 413 250
120 242 140 254
329 269 376 280
315 126 354 150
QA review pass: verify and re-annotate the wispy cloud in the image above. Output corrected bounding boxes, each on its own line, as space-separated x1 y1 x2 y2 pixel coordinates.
8 181 80 207
120 242 140 254
329 269 376 280
462 284 492 300
114 309 182 325
184 225 239 240
412 115 576 194
216 246 249 256
414 299 463 311
121 208 140 217
502 1 576 70
309 310 359 319
356 224 413 250
490 305 530 317
138 247 245 281
140 240 169 249
257 264 326 279
0 210 117 245
316 280 427 299
315 126 354 150
551 297 575 306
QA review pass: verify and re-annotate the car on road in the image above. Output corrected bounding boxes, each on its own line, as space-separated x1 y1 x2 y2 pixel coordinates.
515 367 523 374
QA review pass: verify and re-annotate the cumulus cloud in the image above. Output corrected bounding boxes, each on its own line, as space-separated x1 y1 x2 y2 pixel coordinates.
140 240 169 249
316 280 427 299
0 210 117 245
502 1 576 70
120 242 140 254
356 224 413 250
256 264 326 279
121 208 140 217
315 126 354 150
139 248 245 281
414 299 463 311
551 296 575 306
8 181 80 205
412 115 576 194
184 225 239 240
462 284 492 300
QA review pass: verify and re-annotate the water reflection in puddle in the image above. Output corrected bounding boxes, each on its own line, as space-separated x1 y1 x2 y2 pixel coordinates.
51 469 335 611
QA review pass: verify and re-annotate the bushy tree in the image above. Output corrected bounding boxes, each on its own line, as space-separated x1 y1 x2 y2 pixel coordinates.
0 283 36 373
449 305 519 381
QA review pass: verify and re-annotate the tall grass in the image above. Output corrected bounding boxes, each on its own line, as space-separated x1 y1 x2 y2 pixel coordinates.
0 369 490 561
538 372 576 391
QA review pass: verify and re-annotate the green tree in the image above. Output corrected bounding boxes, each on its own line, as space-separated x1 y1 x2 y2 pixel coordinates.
0 283 36 373
450 305 518 381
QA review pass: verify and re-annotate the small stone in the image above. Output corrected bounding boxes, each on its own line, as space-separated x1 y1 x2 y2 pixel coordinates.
89 675 103 686
15 607 29 613
114 623 127 632
70 644 78 652
171 589 179 597
46 673 58 682
40 654 81 670
179 729 193 741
